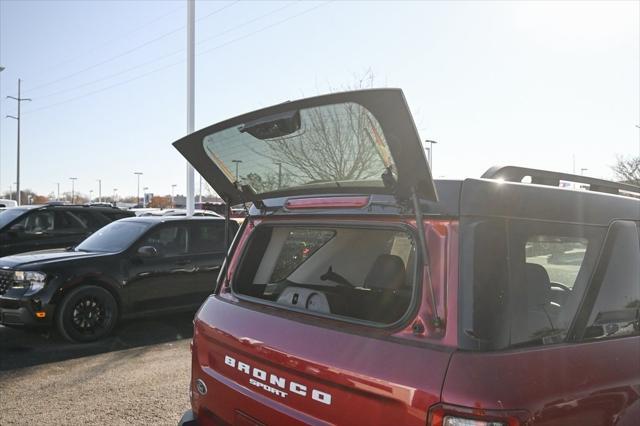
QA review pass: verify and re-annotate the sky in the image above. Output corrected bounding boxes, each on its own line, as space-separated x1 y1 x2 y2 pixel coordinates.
0 0 638 199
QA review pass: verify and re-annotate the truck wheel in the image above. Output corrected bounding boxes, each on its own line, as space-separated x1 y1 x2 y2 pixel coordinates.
56 285 118 343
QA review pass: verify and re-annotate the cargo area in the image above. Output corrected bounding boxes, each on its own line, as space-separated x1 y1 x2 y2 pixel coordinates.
232 224 418 325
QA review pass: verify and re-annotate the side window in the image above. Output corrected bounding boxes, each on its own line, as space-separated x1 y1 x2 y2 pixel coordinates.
582 221 640 341
526 236 589 289
189 222 226 254
139 225 188 258
55 211 88 232
17 211 55 234
67 211 106 230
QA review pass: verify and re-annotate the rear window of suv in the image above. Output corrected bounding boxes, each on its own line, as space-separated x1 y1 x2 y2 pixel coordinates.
233 224 417 326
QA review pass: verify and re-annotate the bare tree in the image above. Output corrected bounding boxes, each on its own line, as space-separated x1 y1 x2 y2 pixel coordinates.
612 155 640 186
246 71 389 193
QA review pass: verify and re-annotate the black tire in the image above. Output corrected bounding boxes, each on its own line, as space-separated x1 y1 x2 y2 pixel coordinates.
55 285 119 343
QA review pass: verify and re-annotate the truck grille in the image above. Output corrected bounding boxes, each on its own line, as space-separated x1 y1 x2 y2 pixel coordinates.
0 270 14 295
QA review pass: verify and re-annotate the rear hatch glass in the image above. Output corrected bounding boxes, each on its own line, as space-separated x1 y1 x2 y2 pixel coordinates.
173 89 437 205
203 102 394 195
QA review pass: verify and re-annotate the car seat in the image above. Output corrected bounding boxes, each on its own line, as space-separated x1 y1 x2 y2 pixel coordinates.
358 254 409 323
512 263 558 343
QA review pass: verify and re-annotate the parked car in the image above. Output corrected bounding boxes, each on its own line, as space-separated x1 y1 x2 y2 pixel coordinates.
172 89 640 426
160 209 223 218
0 204 134 257
0 199 18 210
0 216 238 342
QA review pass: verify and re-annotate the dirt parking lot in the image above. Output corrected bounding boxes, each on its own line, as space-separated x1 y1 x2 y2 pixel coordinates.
0 313 195 425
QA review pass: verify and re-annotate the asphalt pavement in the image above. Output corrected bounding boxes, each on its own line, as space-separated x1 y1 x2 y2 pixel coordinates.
0 312 196 425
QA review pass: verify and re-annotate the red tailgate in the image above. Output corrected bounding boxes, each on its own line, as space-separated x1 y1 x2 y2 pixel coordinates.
190 297 453 426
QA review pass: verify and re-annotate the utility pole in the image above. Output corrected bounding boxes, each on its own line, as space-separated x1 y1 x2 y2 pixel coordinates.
97 179 102 202
6 79 32 206
69 177 77 203
186 0 195 216
134 172 143 207
0 66 5 196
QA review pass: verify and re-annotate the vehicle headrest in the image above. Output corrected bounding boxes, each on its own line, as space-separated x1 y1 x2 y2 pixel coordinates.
525 263 551 307
364 254 406 290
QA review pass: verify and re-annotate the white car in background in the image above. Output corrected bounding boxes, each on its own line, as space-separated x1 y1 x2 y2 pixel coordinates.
0 199 18 210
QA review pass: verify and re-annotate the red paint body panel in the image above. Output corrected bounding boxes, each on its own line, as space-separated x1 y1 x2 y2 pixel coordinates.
442 337 640 425
189 217 460 425
191 298 453 426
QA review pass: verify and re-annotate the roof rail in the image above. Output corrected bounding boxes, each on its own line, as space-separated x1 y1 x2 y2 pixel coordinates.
481 165 640 197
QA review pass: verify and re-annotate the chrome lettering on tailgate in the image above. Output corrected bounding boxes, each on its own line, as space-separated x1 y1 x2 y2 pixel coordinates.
225 355 332 405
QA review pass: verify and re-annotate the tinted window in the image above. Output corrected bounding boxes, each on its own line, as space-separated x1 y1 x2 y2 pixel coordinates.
583 221 640 341
102 210 132 221
189 222 225 254
526 236 588 289
0 208 28 228
270 229 335 282
66 210 106 229
139 224 188 257
76 221 151 253
463 218 604 350
13 211 56 233
55 211 87 231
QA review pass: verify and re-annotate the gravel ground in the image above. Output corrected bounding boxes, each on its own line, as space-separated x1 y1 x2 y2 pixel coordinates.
0 313 195 425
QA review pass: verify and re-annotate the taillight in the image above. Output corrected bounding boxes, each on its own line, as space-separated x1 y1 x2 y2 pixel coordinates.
437 417 506 426
285 196 370 209
428 404 524 426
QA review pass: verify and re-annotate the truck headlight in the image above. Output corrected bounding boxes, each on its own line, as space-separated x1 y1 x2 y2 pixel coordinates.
12 271 47 295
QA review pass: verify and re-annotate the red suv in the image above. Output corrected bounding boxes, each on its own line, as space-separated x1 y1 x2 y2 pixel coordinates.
174 89 640 425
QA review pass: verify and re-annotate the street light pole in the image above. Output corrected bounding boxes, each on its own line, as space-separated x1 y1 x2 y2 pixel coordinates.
69 177 77 203
171 184 177 208
55 182 60 201
186 0 196 217
113 188 118 204
6 78 32 206
134 172 143 207
97 179 102 203
232 160 242 181
424 139 438 172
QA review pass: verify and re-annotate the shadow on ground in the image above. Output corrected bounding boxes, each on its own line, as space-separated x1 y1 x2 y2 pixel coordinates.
0 311 195 371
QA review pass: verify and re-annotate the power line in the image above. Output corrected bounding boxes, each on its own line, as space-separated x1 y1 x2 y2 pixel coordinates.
198 1 331 58
25 0 240 95
31 2 296 102
22 1 332 115
40 3 184 74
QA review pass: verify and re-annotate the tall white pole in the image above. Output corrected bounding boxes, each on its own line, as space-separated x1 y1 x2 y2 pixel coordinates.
186 0 195 216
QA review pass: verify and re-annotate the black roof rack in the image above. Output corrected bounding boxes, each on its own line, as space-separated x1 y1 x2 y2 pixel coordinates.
481 165 640 197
